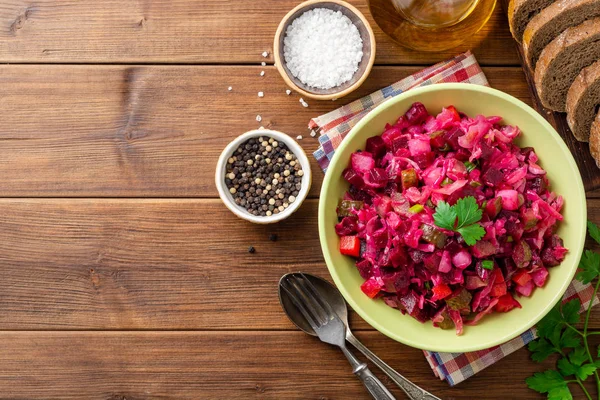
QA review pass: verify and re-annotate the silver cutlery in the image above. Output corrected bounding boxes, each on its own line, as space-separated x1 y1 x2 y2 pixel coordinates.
279 272 441 400
280 273 396 400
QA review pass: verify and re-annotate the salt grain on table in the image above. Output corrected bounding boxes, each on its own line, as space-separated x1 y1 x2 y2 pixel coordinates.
228 86 232 91
260 71 265 77
256 115 262 122
258 91 264 98
286 89 292 95
283 8 363 90
261 62 266 66
262 51 269 58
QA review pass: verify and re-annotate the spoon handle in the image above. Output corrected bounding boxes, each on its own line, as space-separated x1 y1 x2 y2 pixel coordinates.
346 332 441 400
340 345 396 400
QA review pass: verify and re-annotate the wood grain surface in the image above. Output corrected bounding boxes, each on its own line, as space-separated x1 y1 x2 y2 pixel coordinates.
0 65 529 198
0 331 594 400
0 0 517 65
0 0 597 398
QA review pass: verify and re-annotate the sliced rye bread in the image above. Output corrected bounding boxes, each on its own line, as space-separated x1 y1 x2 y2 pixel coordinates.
508 0 556 42
566 59 600 142
534 18 600 112
523 0 600 69
590 110 600 167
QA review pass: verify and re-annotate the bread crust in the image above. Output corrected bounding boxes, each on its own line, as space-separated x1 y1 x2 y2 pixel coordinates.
566 60 600 142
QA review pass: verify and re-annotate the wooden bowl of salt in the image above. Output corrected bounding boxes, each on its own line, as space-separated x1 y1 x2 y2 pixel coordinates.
273 0 376 101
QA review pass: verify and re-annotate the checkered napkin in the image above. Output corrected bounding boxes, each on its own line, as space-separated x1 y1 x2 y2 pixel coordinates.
310 51 599 386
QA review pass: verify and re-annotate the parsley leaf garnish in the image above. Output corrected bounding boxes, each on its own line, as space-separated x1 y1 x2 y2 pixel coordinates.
433 196 485 246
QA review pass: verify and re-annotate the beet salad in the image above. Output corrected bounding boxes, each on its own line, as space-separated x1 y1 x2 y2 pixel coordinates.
335 102 567 335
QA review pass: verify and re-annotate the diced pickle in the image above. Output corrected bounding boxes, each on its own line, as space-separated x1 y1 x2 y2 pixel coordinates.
437 310 454 330
513 240 532 268
522 209 539 230
337 200 364 217
421 224 448 249
446 288 473 311
401 168 418 190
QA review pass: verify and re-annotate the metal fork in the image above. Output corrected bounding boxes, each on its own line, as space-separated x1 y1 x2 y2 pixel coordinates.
282 274 396 400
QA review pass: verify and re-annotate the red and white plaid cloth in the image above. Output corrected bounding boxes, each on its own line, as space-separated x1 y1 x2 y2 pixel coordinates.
310 51 599 386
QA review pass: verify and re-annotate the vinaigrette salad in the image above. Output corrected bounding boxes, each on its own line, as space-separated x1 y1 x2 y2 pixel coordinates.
335 103 567 335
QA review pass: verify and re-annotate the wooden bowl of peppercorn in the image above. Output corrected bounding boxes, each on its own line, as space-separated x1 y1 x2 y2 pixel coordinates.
216 129 312 224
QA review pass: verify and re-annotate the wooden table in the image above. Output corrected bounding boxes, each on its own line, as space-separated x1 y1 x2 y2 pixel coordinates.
0 1 598 398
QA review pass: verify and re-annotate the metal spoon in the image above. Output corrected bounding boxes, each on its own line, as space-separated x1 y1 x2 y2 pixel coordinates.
278 272 441 400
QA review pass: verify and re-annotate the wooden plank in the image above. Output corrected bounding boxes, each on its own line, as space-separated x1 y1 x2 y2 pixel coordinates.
498 0 600 192
0 65 530 198
0 330 587 399
0 0 518 66
0 197 598 330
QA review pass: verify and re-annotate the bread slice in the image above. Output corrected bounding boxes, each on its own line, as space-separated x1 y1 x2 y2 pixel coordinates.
523 0 600 69
589 110 600 167
566 59 600 142
535 18 600 112
508 0 556 42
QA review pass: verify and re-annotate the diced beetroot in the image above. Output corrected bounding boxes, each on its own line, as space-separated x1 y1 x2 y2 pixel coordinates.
351 152 375 174
361 277 384 298
355 259 372 279
335 217 358 236
443 126 462 150
482 168 503 187
364 168 388 188
497 189 519 211
429 131 446 149
452 249 472 269
382 271 410 295
471 240 496 258
485 197 503 218
422 252 441 272
389 246 408 268
413 151 435 169
465 275 487 290
515 280 534 297
512 241 532 268
366 136 386 158
404 102 429 124
391 135 410 154
439 250 452 273
531 267 549 287
383 296 399 308
343 168 365 188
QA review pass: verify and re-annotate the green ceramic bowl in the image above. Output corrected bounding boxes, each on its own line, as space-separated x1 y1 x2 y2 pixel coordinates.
318 83 586 352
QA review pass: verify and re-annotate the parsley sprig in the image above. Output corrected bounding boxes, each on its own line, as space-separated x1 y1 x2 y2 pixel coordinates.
526 221 600 400
432 196 485 246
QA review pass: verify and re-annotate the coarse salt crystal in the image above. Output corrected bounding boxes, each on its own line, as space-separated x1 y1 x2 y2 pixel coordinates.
310 130 316 137
260 71 265 77
261 62 266 66
228 86 232 91
286 89 292 95
299 98 309 108
283 8 363 90
262 51 269 58
258 91 264 98
256 115 262 122
296 135 303 140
